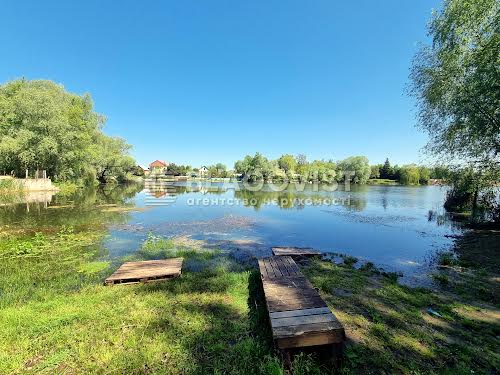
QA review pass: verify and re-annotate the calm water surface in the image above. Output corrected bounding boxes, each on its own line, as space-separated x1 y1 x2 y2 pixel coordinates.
1 182 462 283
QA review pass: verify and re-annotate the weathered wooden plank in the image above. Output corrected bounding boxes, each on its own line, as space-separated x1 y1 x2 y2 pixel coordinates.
258 259 268 279
274 257 289 277
268 257 283 278
263 277 313 290
276 329 345 349
280 256 299 276
267 299 328 313
264 290 321 300
105 258 183 285
273 321 345 339
269 307 332 319
263 258 276 279
259 256 345 350
282 256 301 275
272 247 321 257
271 313 336 328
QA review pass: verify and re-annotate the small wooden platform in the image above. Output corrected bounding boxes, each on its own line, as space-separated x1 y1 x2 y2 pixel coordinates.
258 256 345 349
105 258 183 285
272 246 321 257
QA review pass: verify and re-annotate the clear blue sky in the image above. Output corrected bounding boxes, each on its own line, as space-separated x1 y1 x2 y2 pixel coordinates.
1 0 441 168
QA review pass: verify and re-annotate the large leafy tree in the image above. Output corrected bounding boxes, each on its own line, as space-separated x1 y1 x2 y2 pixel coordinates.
90 135 135 183
234 152 273 181
0 79 135 182
410 0 499 165
410 0 499 218
207 163 227 178
336 156 371 184
277 154 297 173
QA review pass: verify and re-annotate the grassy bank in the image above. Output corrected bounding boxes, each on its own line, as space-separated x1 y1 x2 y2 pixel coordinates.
367 179 399 185
0 228 498 374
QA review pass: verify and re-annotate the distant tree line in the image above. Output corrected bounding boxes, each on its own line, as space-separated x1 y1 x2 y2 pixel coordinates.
234 153 372 184
0 79 136 184
370 158 450 185
165 164 192 176
160 163 230 178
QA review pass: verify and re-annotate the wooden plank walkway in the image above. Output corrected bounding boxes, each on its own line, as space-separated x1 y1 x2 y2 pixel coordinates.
272 246 321 257
105 258 183 285
258 256 345 349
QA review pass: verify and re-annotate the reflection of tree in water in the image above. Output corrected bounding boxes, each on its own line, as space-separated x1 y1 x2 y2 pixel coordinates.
0 183 144 232
233 189 364 211
427 210 464 229
53 182 143 207
144 183 228 198
344 197 367 211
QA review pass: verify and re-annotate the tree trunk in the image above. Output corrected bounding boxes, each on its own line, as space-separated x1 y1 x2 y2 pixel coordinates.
472 186 479 220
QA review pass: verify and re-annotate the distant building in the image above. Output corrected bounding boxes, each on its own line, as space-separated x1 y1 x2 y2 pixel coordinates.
199 166 209 177
149 160 168 174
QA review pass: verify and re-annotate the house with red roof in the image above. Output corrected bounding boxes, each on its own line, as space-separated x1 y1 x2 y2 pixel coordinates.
148 160 168 174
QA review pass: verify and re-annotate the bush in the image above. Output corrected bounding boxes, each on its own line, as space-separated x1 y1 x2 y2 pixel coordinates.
444 188 475 212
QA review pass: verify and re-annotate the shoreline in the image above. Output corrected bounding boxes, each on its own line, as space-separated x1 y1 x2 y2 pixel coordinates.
1 228 498 373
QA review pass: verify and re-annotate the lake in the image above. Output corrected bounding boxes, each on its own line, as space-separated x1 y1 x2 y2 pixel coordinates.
0 181 462 285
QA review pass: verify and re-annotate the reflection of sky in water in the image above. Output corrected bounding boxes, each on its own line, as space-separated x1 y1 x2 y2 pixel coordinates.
102 183 460 277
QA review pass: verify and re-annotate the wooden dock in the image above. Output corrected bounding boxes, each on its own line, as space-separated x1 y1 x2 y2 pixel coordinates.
105 258 183 285
258 256 345 350
272 246 321 257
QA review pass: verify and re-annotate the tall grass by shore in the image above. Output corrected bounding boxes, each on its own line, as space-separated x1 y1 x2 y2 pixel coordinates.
0 178 24 203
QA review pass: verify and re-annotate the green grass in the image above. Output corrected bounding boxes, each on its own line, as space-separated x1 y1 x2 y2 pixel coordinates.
367 179 399 185
303 259 499 374
0 230 321 374
0 227 498 374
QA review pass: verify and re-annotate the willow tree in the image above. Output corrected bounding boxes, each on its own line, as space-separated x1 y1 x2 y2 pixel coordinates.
410 0 499 216
410 0 499 163
0 79 135 182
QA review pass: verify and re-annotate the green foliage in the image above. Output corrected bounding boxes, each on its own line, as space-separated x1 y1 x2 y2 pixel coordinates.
370 164 381 179
277 154 297 173
130 165 145 177
380 158 392 179
235 153 377 184
0 178 24 203
234 153 274 182
207 163 228 178
410 0 500 164
430 165 451 179
418 166 431 184
166 163 192 176
336 156 371 184
444 166 500 220
410 0 500 222
304 159 337 183
0 79 135 182
399 164 421 185
91 135 135 183
370 162 437 185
